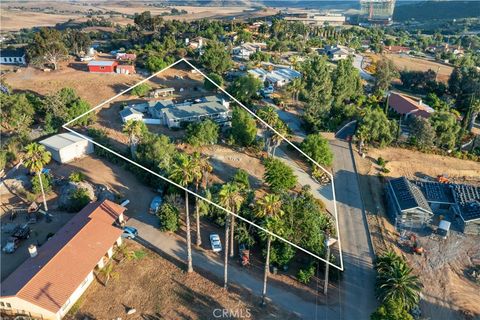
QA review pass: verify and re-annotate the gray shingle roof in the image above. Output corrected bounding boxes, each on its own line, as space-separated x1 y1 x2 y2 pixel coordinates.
389 177 432 212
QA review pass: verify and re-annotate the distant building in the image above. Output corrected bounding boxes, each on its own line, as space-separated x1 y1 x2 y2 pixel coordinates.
321 45 353 61
384 46 411 54
387 92 434 119
39 133 93 164
359 0 395 25
116 53 136 61
120 107 144 123
0 200 127 320
0 48 26 65
248 66 301 88
283 12 346 26
87 60 118 73
385 177 433 231
116 64 136 75
150 87 175 99
231 42 267 60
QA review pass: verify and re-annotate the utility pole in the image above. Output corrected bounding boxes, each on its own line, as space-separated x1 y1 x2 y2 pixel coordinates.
323 237 337 295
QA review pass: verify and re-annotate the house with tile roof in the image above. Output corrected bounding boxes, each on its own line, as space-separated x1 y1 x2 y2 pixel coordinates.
0 200 127 320
387 91 434 120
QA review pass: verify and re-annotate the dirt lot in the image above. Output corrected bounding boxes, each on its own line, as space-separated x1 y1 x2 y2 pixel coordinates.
0 1 277 31
65 241 299 320
2 56 142 106
354 146 480 320
365 147 480 184
365 53 454 83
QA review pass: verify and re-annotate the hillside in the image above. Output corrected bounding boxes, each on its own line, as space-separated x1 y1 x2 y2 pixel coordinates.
393 1 480 21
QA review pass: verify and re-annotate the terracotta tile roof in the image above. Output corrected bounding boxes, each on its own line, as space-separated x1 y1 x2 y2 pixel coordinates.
388 92 434 118
1 200 126 313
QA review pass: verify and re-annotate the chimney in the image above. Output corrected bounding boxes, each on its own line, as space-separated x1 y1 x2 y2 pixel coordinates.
28 244 38 258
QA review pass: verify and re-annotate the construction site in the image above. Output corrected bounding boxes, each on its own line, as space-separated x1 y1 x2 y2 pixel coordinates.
360 0 396 25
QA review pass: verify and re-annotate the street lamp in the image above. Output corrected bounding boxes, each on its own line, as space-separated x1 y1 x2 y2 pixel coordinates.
323 237 337 296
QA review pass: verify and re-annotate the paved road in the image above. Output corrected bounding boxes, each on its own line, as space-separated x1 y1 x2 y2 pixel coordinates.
128 213 340 320
273 107 377 319
353 54 374 82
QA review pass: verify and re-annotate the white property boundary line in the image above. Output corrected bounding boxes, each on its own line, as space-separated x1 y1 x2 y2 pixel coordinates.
62 58 344 271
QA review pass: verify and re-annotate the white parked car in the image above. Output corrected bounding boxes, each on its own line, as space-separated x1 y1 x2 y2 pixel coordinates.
209 233 222 252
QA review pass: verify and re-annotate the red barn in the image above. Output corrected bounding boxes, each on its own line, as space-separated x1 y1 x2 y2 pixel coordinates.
87 60 118 73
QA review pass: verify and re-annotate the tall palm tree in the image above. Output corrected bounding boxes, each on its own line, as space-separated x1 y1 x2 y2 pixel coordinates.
169 153 196 273
219 183 245 258
191 152 204 247
23 143 51 211
269 121 288 157
122 119 146 158
257 106 280 153
256 194 283 304
376 260 422 310
287 77 303 102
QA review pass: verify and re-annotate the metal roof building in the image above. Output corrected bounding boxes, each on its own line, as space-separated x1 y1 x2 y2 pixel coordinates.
39 133 93 164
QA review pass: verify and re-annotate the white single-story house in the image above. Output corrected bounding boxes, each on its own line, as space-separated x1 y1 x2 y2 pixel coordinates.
160 96 230 128
39 133 93 164
122 95 230 129
231 43 267 60
0 200 127 320
248 67 301 88
120 107 144 123
321 45 353 61
0 48 26 65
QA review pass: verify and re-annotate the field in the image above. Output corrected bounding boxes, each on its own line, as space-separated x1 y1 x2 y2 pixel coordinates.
2 57 142 106
65 240 299 320
0 1 277 31
365 53 454 83
354 146 480 320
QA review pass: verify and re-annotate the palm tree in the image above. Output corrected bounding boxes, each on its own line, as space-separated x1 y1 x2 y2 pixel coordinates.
257 106 280 153
191 152 204 247
169 153 196 273
98 262 119 286
376 258 422 310
219 183 245 258
23 143 51 211
122 119 146 158
269 121 288 157
287 77 303 102
256 194 283 304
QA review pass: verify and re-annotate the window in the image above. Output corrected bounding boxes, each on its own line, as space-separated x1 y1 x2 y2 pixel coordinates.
0 302 4 307
6 303 11 308
100 66 105 70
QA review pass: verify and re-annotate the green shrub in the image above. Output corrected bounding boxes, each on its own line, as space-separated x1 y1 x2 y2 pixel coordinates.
69 171 86 182
130 83 152 97
31 173 52 195
377 157 386 166
297 264 315 284
67 188 91 212
157 202 179 232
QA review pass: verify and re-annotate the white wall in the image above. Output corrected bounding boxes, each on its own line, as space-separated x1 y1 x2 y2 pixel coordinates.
58 271 94 318
57 140 93 163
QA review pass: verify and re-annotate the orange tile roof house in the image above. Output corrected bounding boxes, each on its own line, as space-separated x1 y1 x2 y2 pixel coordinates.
387 91 434 119
0 200 127 320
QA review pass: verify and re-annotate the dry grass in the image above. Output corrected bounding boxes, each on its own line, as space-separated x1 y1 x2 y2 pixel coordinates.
354 146 480 320
366 147 480 184
2 56 142 106
65 241 300 320
365 53 454 83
